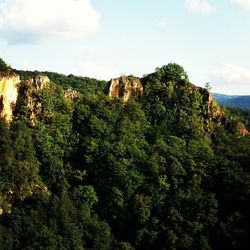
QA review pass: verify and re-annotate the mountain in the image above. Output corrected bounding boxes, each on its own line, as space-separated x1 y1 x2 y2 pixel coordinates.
213 93 250 108
1 60 250 250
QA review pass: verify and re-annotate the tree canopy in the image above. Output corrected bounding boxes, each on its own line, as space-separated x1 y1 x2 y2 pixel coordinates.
0 63 250 249
0 58 10 71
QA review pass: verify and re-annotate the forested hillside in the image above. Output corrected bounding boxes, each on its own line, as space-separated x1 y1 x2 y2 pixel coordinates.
213 93 250 109
0 61 250 250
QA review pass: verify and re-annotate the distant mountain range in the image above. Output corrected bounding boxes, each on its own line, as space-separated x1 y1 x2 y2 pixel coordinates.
213 93 250 109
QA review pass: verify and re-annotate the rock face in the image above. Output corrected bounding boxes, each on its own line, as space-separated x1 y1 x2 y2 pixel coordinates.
25 75 50 125
196 86 228 130
238 123 250 137
0 73 50 123
28 75 50 91
64 88 80 100
0 72 19 122
109 76 143 101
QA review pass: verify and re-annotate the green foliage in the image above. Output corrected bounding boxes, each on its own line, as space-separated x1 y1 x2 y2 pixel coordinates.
0 118 13 210
142 64 205 140
0 58 10 71
1 64 250 249
155 63 188 82
17 70 109 95
10 120 42 199
205 82 212 91
224 106 250 130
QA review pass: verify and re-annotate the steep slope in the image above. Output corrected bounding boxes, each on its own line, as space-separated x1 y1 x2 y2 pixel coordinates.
108 65 249 138
0 62 250 250
0 71 80 125
108 64 228 135
1 66 248 137
23 75 51 125
0 72 19 121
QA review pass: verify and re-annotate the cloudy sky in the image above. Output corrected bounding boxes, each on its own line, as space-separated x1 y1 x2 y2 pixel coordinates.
1 0 250 94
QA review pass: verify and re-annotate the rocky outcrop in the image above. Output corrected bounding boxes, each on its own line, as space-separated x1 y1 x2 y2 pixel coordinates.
64 88 80 100
238 123 249 137
195 86 228 131
25 75 50 125
0 73 51 124
109 76 143 101
0 72 19 122
28 75 50 91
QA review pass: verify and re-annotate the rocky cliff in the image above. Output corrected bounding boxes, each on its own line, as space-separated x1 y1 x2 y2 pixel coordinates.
1 69 248 137
0 72 51 124
64 88 80 100
196 86 228 131
239 123 250 137
0 72 19 122
109 76 143 101
0 71 81 125
28 75 50 91
24 75 50 125
109 73 229 132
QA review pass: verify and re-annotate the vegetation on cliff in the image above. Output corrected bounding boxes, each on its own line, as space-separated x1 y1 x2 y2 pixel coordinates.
0 58 11 72
0 60 250 249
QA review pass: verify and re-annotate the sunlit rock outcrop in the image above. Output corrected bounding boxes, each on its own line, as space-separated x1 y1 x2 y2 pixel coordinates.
196 86 228 131
238 122 250 137
0 72 19 122
109 76 143 101
64 88 80 100
29 75 50 91
25 75 50 125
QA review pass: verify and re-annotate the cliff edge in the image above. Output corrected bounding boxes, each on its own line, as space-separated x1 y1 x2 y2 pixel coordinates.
0 72 19 122
109 76 143 101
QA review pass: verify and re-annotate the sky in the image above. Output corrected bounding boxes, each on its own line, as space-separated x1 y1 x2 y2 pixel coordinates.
1 0 250 95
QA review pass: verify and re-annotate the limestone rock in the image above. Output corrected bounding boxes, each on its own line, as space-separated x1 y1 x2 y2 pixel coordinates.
196 86 228 131
0 72 19 122
64 88 80 100
238 123 249 137
26 75 50 91
109 76 143 101
25 75 51 125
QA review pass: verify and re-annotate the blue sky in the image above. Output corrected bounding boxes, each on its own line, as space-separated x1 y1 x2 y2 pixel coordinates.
1 0 250 94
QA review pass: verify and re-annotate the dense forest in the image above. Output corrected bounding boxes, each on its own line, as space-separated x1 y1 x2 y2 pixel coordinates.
0 59 250 249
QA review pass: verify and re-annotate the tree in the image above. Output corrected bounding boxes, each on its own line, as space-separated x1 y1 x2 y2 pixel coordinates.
0 58 10 71
205 82 212 91
155 63 188 82
11 120 43 200
0 118 13 213
1 61 250 249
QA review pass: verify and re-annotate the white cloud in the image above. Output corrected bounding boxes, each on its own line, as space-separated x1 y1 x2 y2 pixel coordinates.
231 0 250 10
159 21 167 28
212 64 250 84
76 45 93 53
0 0 100 44
185 0 216 14
210 64 250 94
70 61 119 80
